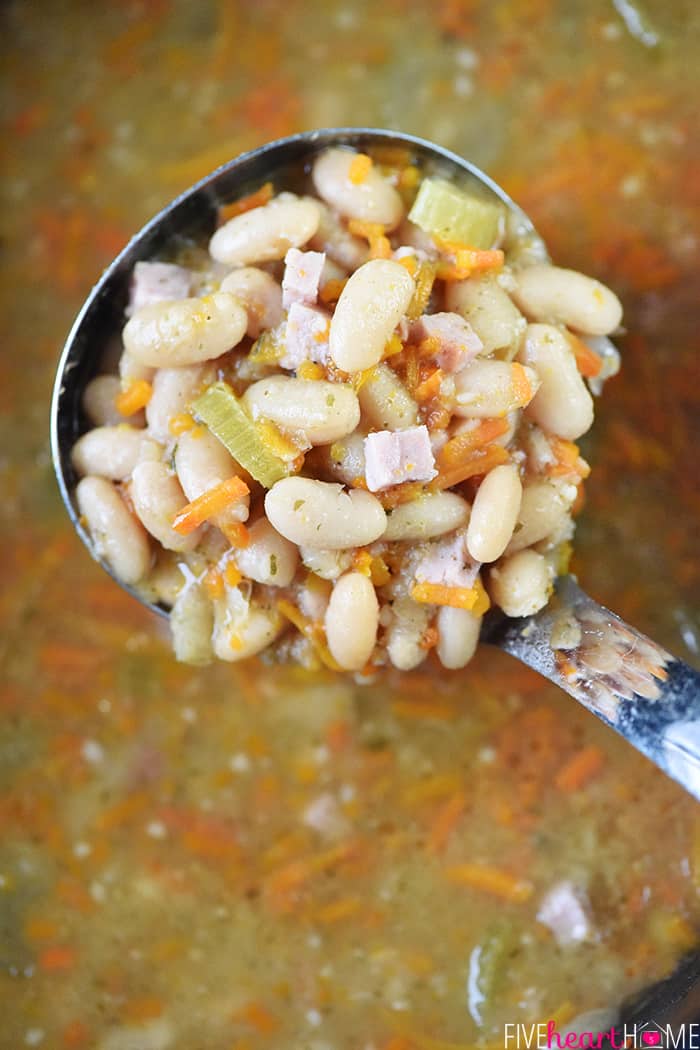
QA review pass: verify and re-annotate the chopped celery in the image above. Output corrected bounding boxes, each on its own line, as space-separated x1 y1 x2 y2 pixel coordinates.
192 381 288 489
408 176 503 249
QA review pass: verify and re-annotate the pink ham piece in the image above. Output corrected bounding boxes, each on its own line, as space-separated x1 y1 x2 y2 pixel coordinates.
278 302 331 370
537 881 591 946
364 425 437 492
282 248 326 309
414 530 480 589
127 261 192 316
410 312 483 373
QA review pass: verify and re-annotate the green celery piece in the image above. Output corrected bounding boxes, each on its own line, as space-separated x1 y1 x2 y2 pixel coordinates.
192 381 288 489
408 176 503 249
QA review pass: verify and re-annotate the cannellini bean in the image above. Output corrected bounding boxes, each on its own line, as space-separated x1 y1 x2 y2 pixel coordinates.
174 428 250 526
437 605 482 670
76 476 151 585
298 575 332 621
386 596 430 671
82 375 125 427
446 276 526 358
466 463 522 563
243 376 360 445
146 364 212 442
518 324 594 440
505 480 575 554
311 202 368 271
358 363 418 430
325 572 379 670
311 430 367 487
209 197 321 266
329 260 414 372
130 461 203 552
212 598 284 662
220 267 283 337
489 549 552 617
299 546 353 580
71 425 145 481
511 264 623 336
382 492 470 541
119 348 155 384
235 518 299 586
453 359 539 418
146 550 185 607
265 477 386 549
170 583 214 665
123 292 247 367
312 148 404 230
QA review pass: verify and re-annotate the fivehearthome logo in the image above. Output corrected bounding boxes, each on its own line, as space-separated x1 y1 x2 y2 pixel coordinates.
503 1019 700 1048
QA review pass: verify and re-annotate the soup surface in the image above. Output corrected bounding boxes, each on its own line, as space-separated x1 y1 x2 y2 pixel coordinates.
1 1 699 1047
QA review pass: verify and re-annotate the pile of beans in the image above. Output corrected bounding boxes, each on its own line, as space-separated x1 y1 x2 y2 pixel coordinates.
73 146 622 672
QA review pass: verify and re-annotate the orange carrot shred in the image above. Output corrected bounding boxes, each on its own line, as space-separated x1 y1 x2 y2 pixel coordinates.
233 1001 279 1034
115 378 152 416
445 863 533 902
569 333 603 378
428 791 467 854
554 745 605 793
511 361 533 406
431 444 510 491
221 181 273 220
171 476 249 535
411 578 491 614
348 153 373 185
38 945 78 972
414 367 444 402
222 521 251 549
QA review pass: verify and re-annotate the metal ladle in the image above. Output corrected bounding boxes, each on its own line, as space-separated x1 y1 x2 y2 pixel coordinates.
50 128 700 802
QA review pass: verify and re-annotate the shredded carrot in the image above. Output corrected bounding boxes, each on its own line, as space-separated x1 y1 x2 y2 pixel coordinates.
222 521 251 549
427 791 467 854
256 418 305 461
123 997 163 1022
25 917 60 941
431 443 510 490
115 378 152 416
326 718 352 754
554 745 605 793
204 566 225 599
511 361 533 405
436 418 509 470
569 333 603 377
383 333 404 359
277 599 342 671
348 218 391 258
445 863 532 902
61 1020 90 1048
411 577 491 614
437 247 505 281
352 550 373 576
396 253 419 276
419 625 439 651
414 367 444 402
224 561 242 588
319 277 347 304
370 554 392 587
546 437 591 480
221 181 273 220
348 153 373 185
297 360 325 381
168 412 195 436
314 896 362 924
38 944 78 972
233 1001 279 1034
407 261 437 319
171 476 249 535
399 164 420 190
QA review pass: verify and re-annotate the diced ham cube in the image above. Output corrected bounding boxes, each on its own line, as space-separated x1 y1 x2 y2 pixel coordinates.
282 248 326 309
537 881 591 947
127 261 192 316
414 530 480 589
410 312 483 373
364 425 436 492
278 302 331 370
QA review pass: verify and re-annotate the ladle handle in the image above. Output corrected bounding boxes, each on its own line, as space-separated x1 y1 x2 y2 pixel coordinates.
483 575 700 802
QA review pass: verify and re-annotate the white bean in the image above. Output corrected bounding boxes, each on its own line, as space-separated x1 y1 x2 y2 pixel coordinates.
243 376 360 445
466 463 522 563
71 425 145 481
518 324 594 440
446 276 526 358
235 518 299 587
312 148 404 230
145 550 185 607
146 364 212 442
123 292 247 367
382 492 470 541
511 264 622 335
174 428 249 527
170 583 214 665
358 363 418 430
453 359 539 418
119 348 155 384
311 202 368 271
209 197 321 266
212 598 284 662
505 480 575 554
489 549 552 617
311 429 367 487
329 260 414 372
325 572 379 670
437 605 482 670
265 477 386 549
220 267 283 337
76 476 151 585
386 596 430 671
299 546 353 580
130 461 203 552
82 375 125 427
